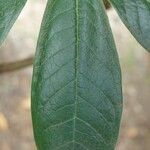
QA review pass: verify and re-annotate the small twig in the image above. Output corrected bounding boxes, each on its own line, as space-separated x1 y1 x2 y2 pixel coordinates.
0 56 34 74
103 0 111 10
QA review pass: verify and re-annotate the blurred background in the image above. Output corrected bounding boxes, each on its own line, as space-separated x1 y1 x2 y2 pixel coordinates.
0 0 150 150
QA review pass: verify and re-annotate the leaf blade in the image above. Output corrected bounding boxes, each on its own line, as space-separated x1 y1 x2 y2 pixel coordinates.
109 0 150 52
0 0 27 45
32 0 123 149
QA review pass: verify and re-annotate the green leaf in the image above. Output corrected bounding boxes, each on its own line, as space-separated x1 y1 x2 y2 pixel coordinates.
0 0 27 45
109 0 150 52
31 0 123 149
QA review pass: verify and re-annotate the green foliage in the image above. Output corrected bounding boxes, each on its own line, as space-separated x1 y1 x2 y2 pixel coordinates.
109 0 150 51
0 0 27 45
0 0 150 149
31 0 122 149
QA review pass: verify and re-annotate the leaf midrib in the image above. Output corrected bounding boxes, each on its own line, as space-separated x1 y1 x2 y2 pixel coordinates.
73 0 79 147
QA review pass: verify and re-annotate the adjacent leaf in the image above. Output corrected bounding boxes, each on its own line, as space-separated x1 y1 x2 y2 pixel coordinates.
0 0 27 45
32 0 123 149
109 0 150 52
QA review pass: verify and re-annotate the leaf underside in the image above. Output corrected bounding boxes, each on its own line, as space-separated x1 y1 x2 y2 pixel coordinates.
109 0 150 52
32 0 123 150
0 0 27 45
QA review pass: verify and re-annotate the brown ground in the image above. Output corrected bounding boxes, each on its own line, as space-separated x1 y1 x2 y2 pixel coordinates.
0 1 150 150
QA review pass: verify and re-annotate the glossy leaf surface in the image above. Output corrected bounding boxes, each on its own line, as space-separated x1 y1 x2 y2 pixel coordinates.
109 0 150 52
32 0 123 149
0 0 27 45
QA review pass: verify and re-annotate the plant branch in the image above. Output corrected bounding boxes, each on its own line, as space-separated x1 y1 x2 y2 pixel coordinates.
0 56 33 74
103 0 111 9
